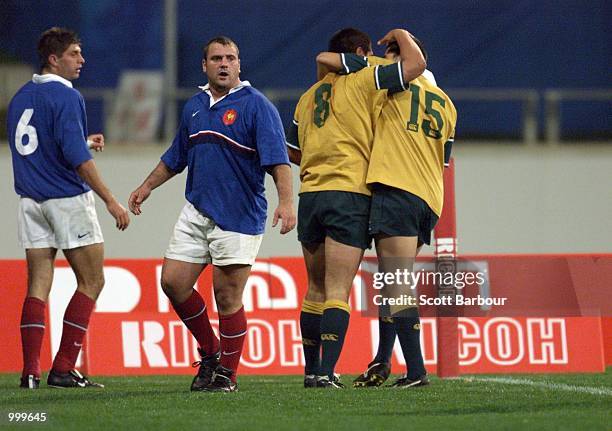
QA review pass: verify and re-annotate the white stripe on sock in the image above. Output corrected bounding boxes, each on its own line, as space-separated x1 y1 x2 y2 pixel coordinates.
182 306 205 322
63 320 87 331
220 330 247 339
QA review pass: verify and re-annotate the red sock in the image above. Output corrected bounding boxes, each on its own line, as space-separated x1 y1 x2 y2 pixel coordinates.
20 297 46 378
173 290 219 356
219 306 247 381
51 291 95 374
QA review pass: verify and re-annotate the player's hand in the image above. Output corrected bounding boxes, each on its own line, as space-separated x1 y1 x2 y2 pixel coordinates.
107 199 130 231
128 186 151 215
87 134 105 152
272 202 296 234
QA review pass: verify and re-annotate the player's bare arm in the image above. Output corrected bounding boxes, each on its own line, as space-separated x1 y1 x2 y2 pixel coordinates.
270 164 296 234
76 159 130 230
378 29 426 82
287 146 301 165
316 52 343 75
316 58 336 81
128 160 176 215
87 133 104 152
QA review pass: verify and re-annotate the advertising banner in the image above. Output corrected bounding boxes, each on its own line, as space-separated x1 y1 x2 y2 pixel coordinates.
0 256 608 375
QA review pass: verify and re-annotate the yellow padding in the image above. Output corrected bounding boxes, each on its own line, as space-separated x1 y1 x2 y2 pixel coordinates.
301 299 324 315
323 299 350 314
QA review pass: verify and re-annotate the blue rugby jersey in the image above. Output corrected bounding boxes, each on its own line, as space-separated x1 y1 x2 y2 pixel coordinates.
7 74 92 201
161 82 289 235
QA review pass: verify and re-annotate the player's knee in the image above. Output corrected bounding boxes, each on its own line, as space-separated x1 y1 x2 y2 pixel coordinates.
214 289 240 314
214 291 232 311
160 276 177 298
78 273 105 299
306 284 326 303
325 286 350 303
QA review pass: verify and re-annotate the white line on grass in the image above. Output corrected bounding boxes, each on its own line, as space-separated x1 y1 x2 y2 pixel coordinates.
457 376 612 396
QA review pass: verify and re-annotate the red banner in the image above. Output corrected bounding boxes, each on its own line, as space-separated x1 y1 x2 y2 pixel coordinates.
0 257 608 375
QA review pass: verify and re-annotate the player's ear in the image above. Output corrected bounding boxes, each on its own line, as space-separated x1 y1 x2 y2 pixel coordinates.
48 54 59 67
202 59 207 73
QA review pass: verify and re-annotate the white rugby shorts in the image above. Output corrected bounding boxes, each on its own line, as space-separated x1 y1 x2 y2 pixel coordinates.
18 191 104 250
165 202 263 266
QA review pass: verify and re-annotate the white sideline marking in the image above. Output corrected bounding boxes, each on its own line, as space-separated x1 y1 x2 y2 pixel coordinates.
458 376 612 396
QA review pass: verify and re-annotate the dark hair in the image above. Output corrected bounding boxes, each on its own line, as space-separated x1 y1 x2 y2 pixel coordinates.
203 36 239 60
386 35 428 61
38 27 81 70
328 28 371 54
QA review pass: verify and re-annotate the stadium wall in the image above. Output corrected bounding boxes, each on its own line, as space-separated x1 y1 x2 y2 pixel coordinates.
1 143 611 258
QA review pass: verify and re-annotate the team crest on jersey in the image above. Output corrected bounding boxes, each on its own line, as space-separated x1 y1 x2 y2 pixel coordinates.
223 109 237 126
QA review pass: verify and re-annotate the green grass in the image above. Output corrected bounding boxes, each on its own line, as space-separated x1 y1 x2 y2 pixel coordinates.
1 370 611 430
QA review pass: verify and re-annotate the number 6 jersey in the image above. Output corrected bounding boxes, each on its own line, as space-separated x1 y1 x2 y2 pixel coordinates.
7 74 92 201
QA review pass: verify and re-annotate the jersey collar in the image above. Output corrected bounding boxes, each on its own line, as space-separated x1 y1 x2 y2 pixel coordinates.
198 81 251 108
32 73 73 88
422 69 436 85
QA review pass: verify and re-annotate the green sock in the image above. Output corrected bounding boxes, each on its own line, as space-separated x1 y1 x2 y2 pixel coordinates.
393 316 426 379
319 301 350 379
300 302 323 375
373 316 396 364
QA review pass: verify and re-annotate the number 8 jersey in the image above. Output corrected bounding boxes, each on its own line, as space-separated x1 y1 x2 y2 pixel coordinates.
288 56 391 196
7 74 92 202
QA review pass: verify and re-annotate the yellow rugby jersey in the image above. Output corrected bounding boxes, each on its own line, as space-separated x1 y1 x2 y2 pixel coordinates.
367 75 457 216
287 55 394 196
336 53 457 215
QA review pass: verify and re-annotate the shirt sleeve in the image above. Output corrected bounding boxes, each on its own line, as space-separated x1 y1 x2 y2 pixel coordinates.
339 53 369 74
286 102 300 150
444 138 454 167
444 117 456 167
56 91 92 168
373 62 407 93
349 61 408 95
286 120 300 150
254 96 290 168
161 104 190 173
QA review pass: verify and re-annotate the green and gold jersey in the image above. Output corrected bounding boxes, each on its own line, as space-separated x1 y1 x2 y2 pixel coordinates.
369 75 456 216
340 54 457 216
287 55 401 196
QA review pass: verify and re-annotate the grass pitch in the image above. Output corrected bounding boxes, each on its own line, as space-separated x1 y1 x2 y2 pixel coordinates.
1 370 611 430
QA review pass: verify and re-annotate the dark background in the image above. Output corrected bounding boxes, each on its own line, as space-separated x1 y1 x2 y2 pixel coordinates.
1 0 610 139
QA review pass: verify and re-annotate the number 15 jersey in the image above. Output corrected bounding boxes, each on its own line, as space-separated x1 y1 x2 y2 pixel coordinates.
364 63 457 217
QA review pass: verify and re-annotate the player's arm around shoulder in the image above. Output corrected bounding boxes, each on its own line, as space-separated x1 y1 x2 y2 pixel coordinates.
377 29 426 84
316 52 371 77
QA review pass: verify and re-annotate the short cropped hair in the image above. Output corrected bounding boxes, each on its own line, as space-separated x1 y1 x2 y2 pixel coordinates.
386 35 428 62
328 28 371 54
38 27 81 70
203 36 239 60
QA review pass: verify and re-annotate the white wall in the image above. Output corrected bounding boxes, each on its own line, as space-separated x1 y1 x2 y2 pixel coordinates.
1 142 611 259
